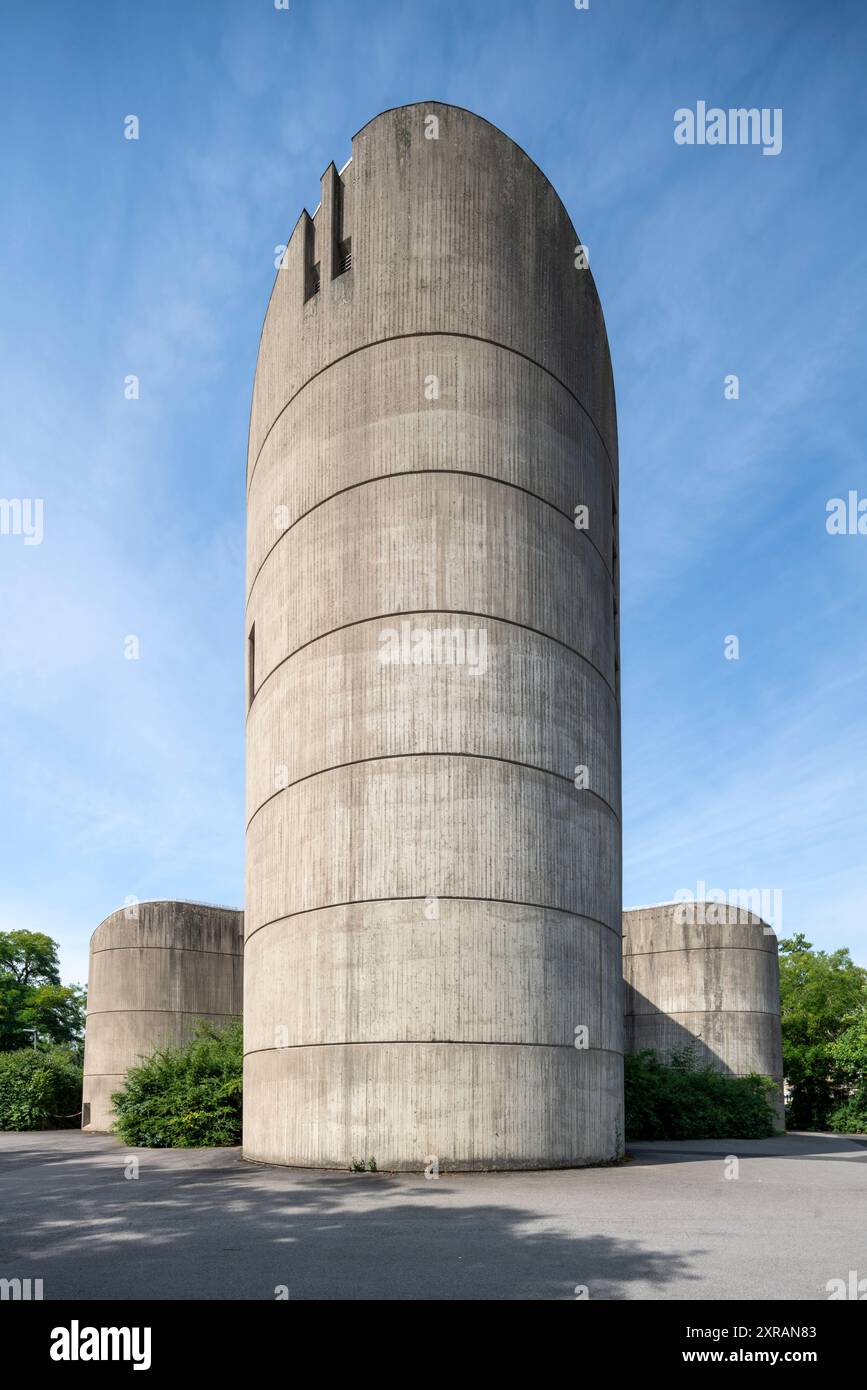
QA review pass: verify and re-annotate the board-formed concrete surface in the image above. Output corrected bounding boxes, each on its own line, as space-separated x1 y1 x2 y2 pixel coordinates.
623 903 785 1125
1 1131 864 1300
244 100 622 1170
82 902 243 1132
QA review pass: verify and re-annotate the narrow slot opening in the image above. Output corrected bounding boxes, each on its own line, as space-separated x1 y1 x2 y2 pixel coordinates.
303 212 319 302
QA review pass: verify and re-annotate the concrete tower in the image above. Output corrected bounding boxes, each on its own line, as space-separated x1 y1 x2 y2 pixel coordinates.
622 903 784 1125
82 901 243 1132
244 103 622 1169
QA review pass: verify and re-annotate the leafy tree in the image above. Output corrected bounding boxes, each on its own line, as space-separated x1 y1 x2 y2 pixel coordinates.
0 930 61 986
112 1021 242 1147
778 933 867 1129
16 982 87 1051
828 1014 867 1133
0 930 86 1052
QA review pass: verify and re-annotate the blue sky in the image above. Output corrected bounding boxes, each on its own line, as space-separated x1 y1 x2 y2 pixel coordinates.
1 0 865 984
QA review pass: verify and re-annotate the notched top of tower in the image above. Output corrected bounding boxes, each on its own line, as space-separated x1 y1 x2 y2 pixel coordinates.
250 101 618 486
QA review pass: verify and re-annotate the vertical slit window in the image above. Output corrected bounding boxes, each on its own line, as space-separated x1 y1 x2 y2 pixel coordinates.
248 624 256 710
331 173 344 279
303 214 318 302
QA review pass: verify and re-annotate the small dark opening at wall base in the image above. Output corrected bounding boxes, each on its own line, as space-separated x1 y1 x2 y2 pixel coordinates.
82 1102 90 1127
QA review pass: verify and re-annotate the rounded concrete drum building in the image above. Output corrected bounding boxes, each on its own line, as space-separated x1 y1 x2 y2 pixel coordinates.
82 901 243 1132
244 103 622 1168
622 902 784 1123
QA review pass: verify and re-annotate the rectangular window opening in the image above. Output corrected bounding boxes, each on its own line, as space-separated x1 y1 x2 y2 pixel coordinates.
302 213 318 303
337 237 352 275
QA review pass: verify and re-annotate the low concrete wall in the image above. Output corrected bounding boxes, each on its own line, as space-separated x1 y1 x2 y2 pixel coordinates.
82 901 243 1132
622 902 785 1127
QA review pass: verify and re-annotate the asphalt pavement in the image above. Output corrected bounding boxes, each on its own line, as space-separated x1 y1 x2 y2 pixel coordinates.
1 1130 864 1300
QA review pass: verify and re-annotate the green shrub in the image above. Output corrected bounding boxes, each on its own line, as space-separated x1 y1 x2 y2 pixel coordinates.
827 1098 867 1133
624 1046 778 1141
0 1047 83 1130
111 1021 242 1147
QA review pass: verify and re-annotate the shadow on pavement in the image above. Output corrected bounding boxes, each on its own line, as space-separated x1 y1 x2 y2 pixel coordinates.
0 1135 702 1301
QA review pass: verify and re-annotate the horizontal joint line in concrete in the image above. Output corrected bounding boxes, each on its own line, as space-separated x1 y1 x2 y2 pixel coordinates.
247 610 618 718
91 946 242 958
84 1009 240 1019
246 331 616 497
624 1068 783 1082
626 1009 779 1018
245 750 621 834
245 468 615 611
624 946 776 959
243 1042 625 1056
244 899 622 947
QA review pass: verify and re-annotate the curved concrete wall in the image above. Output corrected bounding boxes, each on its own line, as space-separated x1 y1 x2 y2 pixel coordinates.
245 102 622 1169
82 901 243 1132
622 903 784 1124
